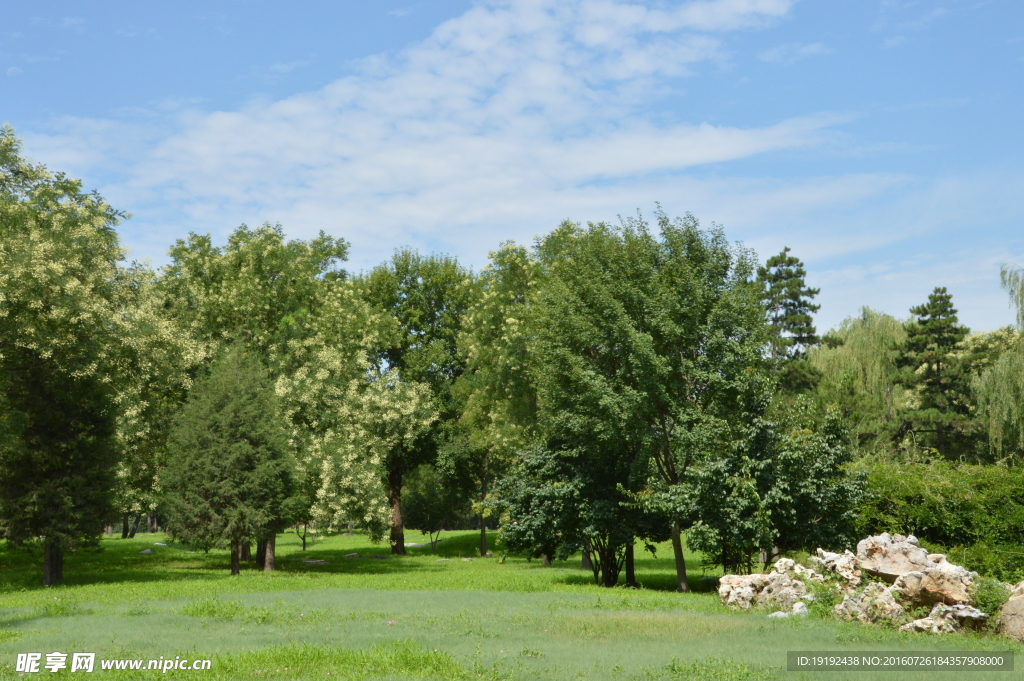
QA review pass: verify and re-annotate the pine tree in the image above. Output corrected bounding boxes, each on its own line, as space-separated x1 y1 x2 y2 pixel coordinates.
161 347 293 574
757 247 821 391
896 287 970 459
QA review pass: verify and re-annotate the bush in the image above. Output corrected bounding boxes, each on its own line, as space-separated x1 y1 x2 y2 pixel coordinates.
856 458 1024 550
972 577 1011 627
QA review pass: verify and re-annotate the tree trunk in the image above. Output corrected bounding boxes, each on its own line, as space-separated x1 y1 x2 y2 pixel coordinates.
300 525 307 551
255 536 266 568
241 541 252 563
147 514 156 533
625 541 637 588
478 514 488 557
263 534 276 572
541 553 551 566
346 521 353 536
128 514 141 539
582 537 593 571
104 524 113 537
670 522 690 592
388 467 406 555
230 540 241 575
478 467 489 556
121 514 130 539
937 423 946 459
43 538 63 586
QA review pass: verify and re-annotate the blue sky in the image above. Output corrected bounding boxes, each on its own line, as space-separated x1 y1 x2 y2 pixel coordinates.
3 0 1023 332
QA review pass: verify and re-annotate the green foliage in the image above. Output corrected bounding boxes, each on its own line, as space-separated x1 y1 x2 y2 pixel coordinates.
895 287 972 458
976 338 1024 461
684 399 865 573
158 223 349 359
161 347 294 559
403 463 473 546
972 577 1011 623
856 458 1024 581
358 249 476 550
809 308 908 451
525 212 765 587
0 127 128 582
757 246 822 392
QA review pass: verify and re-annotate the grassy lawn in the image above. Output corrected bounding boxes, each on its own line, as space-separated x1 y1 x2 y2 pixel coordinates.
0 530 1019 680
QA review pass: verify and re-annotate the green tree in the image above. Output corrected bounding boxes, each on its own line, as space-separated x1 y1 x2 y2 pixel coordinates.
402 463 472 549
162 348 293 574
0 127 127 585
895 287 970 458
809 308 908 451
683 397 865 573
454 243 540 555
757 247 821 392
521 213 765 590
358 250 476 554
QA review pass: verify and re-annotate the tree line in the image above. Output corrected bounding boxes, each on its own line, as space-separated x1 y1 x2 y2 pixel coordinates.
2 127 1022 588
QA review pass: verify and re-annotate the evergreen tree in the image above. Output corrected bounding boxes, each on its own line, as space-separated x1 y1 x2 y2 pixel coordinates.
895 287 971 459
162 348 293 574
758 247 822 392
0 127 126 585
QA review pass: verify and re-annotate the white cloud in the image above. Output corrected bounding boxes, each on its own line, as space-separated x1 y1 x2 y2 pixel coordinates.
19 0 1024 330
24 0 807 259
758 42 830 64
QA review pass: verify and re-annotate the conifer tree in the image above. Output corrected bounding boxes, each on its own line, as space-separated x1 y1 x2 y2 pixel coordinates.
757 247 821 392
162 347 293 574
896 287 970 458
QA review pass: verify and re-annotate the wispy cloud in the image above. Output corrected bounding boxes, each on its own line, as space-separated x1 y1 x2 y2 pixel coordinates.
25 0 806 263
758 42 830 64
61 17 85 33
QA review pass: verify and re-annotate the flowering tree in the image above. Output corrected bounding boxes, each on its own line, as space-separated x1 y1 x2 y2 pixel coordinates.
0 127 127 585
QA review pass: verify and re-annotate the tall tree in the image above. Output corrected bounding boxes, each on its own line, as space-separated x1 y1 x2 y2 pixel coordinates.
358 250 475 554
162 348 293 574
454 243 540 555
809 308 909 451
757 247 821 392
0 127 126 585
521 213 766 590
895 287 970 458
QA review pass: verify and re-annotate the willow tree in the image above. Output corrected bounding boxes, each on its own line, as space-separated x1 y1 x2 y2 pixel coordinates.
0 127 125 585
809 308 908 451
975 265 1024 461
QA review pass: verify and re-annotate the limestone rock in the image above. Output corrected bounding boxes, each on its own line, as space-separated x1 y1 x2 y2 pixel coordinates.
719 574 770 610
810 548 861 588
997 596 1024 642
856 533 934 583
139 549 152 555
767 600 809 619
900 616 957 634
1009 580 1024 599
834 583 905 624
899 603 987 634
892 564 977 606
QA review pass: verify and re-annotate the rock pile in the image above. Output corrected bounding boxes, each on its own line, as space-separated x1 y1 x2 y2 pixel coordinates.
718 533 999 634
718 557 823 613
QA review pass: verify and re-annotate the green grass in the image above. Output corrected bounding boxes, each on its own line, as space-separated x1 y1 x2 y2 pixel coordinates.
0 530 1020 680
